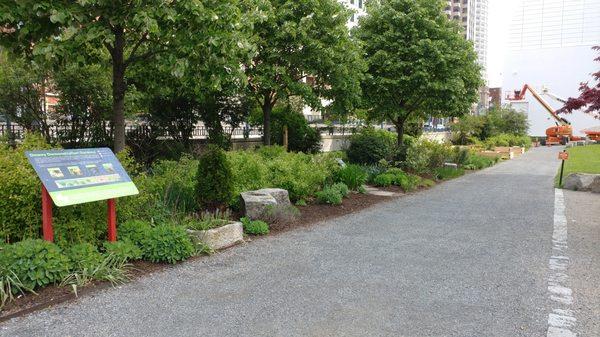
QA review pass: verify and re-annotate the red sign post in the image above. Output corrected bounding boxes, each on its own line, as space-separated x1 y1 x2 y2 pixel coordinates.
27 148 138 243
558 150 568 186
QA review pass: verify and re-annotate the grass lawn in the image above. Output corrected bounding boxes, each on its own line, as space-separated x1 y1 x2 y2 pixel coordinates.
556 144 600 187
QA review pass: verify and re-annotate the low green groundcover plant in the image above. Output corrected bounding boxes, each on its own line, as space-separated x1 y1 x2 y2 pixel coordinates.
103 241 143 261
315 183 348 205
65 243 104 271
373 173 395 187
119 220 152 247
0 239 70 290
240 217 269 235
141 224 195 264
434 167 465 180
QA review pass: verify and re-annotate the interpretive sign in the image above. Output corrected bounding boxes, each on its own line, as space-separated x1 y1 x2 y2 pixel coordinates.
26 148 138 207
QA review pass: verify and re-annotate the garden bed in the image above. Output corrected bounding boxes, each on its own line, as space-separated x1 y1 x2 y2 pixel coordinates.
0 186 406 321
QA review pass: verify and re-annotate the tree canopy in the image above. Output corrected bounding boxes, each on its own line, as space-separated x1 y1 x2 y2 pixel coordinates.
245 0 365 145
0 0 261 152
558 46 600 119
355 0 482 147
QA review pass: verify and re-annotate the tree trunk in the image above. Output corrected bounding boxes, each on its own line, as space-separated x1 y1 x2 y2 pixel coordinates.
395 117 405 147
262 96 272 146
111 28 127 153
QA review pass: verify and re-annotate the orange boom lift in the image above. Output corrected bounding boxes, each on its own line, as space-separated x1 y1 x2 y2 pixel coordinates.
507 84 584 145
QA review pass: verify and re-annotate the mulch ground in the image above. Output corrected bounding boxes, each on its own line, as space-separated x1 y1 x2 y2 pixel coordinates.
0 185 412 322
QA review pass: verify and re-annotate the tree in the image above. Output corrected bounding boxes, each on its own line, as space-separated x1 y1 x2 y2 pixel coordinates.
450 114 484 145
53 64 113 148
245 0 364 145
481 106 529 138
1 0 257 152
355 0 482 149
0 58 51 140
557 46 600 119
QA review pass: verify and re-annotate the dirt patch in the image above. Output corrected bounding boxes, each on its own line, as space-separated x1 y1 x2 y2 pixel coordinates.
0 185 414 322
270 191 396 233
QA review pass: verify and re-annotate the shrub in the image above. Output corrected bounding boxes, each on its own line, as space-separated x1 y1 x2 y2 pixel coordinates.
65 243 104 271
434 167 465 180
141 224 195 264
393 173 420 192
363 165 388 183
0 239 70 290
419 179 436 188
228 147 336 203
119 220 152 247
463 154 494 170
373 173 394 187
404 139 453 174
335 164 368 190
240 217 270 235
53 219 106 248
196 145 234 210
103 241 143 261
357 185 368 194
266 151 335 201
331 182 349 198
0 134 51 242
269 106 322 153
315 186 343 205
347 128 397 165
452 147 470 165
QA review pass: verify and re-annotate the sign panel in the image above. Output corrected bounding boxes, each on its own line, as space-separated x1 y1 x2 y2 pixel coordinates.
26 148 138 206
558 152 569 160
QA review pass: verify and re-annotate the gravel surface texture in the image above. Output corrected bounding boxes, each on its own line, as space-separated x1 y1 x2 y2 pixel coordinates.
0 147 569 337
564 189 600 336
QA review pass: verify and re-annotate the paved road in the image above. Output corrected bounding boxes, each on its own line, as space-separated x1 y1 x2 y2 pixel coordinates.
0 147 586 337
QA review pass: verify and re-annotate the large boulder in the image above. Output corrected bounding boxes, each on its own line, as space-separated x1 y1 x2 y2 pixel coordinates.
563 173 600 191
240 191 277 219
240 188 291 219
255 188 291 207
591 176 600 194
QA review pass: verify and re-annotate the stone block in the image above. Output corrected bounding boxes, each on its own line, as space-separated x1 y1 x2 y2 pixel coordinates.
187 222 244 250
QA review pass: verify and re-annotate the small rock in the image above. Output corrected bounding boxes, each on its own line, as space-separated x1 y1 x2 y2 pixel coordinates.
443 162 458 169
187 222 244 250
563 173 600 191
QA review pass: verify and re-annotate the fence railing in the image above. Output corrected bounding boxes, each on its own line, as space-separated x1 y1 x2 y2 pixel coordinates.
0 122 450 142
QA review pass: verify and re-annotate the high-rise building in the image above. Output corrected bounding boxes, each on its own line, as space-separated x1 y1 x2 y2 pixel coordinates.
445 0 488 77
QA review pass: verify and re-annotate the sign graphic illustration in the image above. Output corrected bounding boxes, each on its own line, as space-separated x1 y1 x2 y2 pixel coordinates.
26 148 138 207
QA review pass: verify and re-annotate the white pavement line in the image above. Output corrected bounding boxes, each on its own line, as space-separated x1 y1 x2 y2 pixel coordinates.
547 189 577 337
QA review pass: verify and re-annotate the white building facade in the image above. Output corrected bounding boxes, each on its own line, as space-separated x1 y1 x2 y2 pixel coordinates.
502 0 600 137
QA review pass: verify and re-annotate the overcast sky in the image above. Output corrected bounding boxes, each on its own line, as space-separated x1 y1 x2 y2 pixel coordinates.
487 0 518 87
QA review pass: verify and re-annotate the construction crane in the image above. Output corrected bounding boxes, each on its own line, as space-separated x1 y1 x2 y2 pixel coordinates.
541 87 600 141
507 84 583 145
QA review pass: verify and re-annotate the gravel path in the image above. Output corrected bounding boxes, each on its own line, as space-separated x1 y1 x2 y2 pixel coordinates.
564 189 600 336
0 147 568 336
